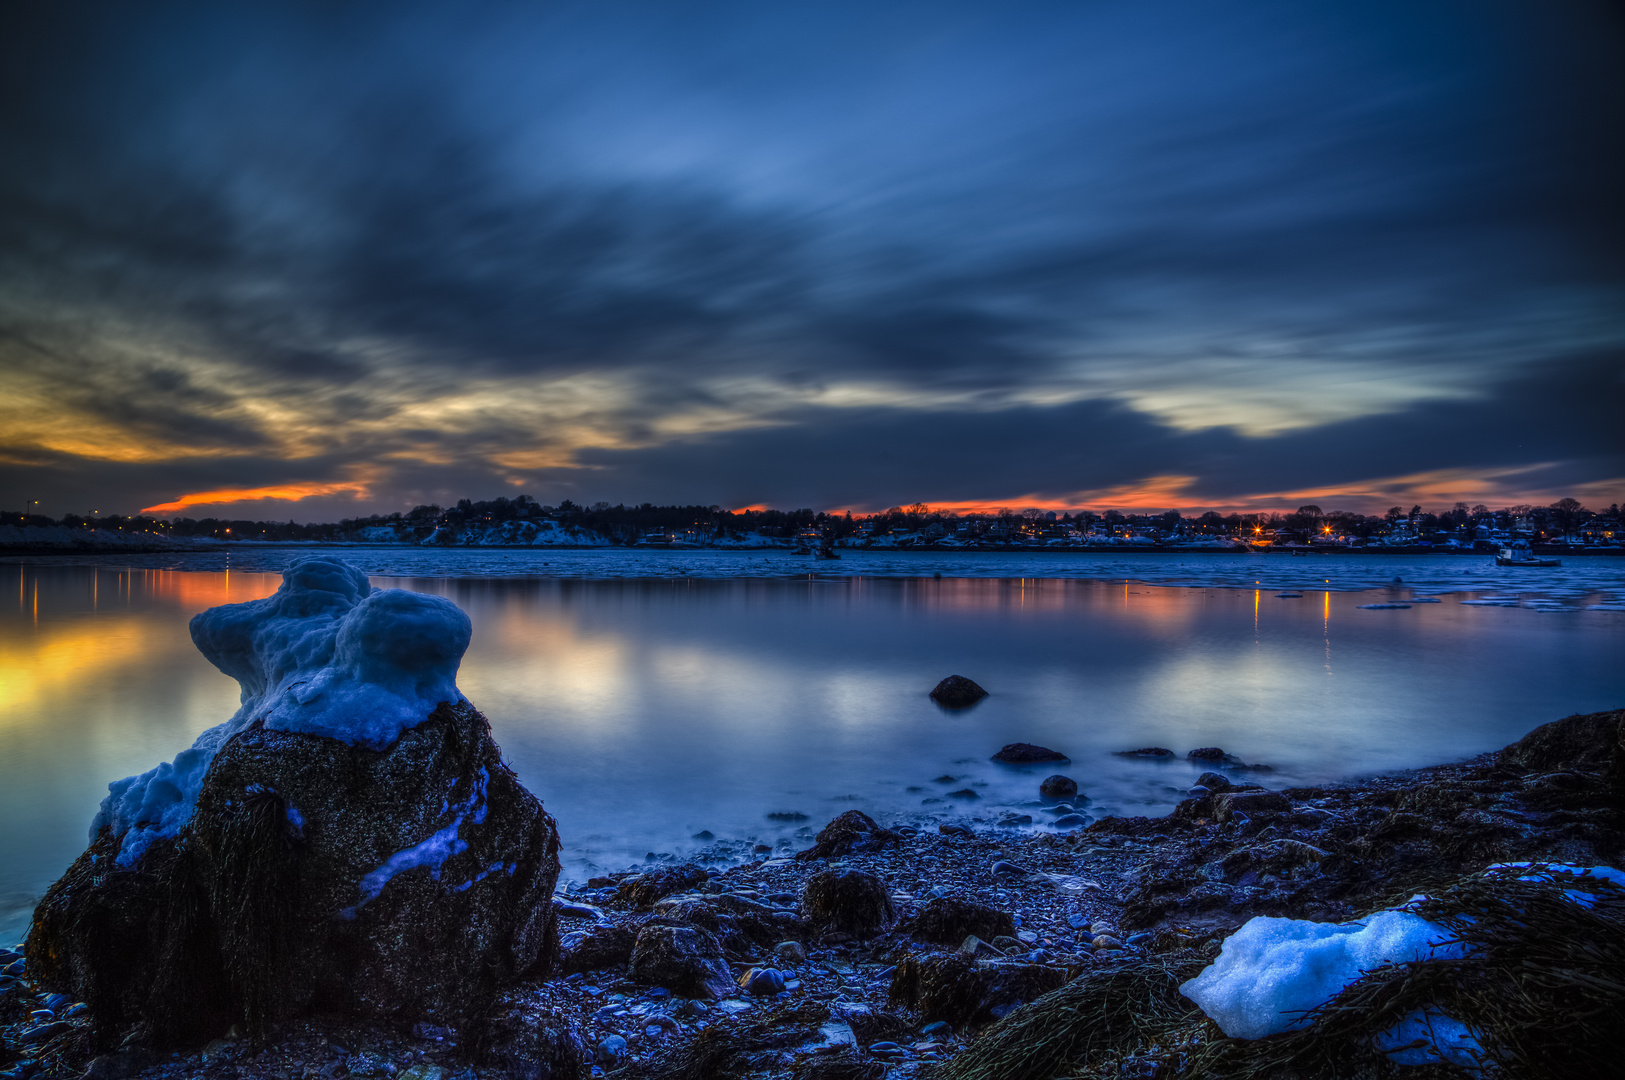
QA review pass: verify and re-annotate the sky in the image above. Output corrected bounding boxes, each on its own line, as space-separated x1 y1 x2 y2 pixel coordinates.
2 0 1622 521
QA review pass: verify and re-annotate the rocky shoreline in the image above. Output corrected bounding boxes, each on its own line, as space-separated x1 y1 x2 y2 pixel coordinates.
3 706 1620 1080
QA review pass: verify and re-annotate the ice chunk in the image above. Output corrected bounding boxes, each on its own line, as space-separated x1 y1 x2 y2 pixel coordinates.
93 556 472 867
1179 910 1468 1039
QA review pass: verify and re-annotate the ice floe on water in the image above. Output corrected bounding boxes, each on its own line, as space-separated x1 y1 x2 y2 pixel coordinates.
95 556 471 866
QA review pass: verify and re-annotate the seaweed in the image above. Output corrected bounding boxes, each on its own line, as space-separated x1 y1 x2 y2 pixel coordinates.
932 955 1207 1080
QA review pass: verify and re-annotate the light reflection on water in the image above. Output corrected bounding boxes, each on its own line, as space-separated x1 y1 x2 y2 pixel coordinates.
3 563 1623 943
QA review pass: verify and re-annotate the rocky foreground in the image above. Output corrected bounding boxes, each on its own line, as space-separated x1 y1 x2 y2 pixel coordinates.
3 708 1621 1080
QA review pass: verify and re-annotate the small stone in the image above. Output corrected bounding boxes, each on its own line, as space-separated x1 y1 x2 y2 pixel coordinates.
398 1066 447 1080
868 1041 906 1056
959 935 1005 959
19 1019 70 1045
1187 747 1227 761
597 1035 628 1063
1093 934 1123 949
1051 813 1088 828
1039 774 1078 799
1016 930 1038 943
1194 771 1232 792
946 788 980 799
997 812 1033 826
1126 933 1152 946
691 830 715 840
773 941 808 965
992 935 1024 953
992 743 1068 764
930 676 988 708
739 967 787 996
920 1021 950 1038
1090 921 1113 934
938 824 974 837
1066 914 1090 929
752 843 773 853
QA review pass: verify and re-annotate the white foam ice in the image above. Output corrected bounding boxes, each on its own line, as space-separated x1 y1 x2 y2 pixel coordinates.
1181 863 1623 1065
94 556 472 867
1178 910 1469 1040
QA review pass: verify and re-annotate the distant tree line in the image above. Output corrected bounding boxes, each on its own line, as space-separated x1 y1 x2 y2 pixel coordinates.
2 495 1618 545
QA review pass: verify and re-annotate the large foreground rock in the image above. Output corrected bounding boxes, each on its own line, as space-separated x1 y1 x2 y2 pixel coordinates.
25 558 561 1048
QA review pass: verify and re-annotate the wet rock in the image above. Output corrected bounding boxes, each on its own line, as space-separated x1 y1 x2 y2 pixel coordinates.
1039 775 1078 799
739 967 787 995
774 941 808 965
613 864 709 910
901 897 1016 946
938 824 975 837
1214 791 1292 823
596 1034 627 1064
1052 814 1089 828
795 811 900 861
959 935 1005 959
992 743 1069 764
1187 747 1227 761
28 701 559 1049
889 955 1068 1028
801 870 895 938
1501 709 1623 772
1114 747 1174 758
1194 771 1234 792
930 676 989 709
628 924 734 999
557 924 637 975
476 987 585 1080
946 788 980 800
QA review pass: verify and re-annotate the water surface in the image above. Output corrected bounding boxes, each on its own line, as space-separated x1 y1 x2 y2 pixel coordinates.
3 559 1622 944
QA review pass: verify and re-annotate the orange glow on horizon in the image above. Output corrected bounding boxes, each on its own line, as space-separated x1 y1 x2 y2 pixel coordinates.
141 482 371 515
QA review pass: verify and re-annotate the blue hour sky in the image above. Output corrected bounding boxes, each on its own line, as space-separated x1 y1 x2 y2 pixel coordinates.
2 0 1621 519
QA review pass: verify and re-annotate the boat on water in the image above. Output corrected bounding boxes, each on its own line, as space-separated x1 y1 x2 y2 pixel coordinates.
1495 541 1560 567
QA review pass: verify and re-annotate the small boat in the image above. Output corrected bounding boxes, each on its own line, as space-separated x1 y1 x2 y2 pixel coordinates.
1495 541 1560 567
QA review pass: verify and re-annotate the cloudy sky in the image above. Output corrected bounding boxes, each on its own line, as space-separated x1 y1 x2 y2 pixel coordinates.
2 0 1621 520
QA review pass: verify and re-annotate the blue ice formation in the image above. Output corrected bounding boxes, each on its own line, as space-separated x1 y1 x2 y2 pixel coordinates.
94 556 472 867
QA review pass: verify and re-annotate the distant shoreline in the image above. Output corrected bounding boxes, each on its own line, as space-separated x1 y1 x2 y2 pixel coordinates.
3 542 1622 557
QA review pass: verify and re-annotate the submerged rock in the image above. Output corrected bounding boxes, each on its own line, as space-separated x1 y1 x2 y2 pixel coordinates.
1039 775 1078 799
26 558 561 1049
992 743 1069 764
930 676 989 709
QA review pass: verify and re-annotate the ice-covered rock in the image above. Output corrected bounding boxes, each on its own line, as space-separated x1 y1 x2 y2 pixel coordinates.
27 558 560 1048
94 557 471 867
1179 910 1470 1040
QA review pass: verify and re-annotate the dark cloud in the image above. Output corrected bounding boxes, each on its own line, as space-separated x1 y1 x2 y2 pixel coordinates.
0 0 1620 515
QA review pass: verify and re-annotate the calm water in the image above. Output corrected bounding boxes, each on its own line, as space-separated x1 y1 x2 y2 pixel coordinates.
3 556 1624 944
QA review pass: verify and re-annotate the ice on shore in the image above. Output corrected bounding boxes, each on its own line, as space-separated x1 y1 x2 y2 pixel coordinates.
1179 909 1469 1041
95 556 472 866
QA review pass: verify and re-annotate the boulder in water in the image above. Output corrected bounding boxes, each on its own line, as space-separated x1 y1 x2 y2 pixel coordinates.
992 743 1069 764
930 676 989 709
795 810 899 861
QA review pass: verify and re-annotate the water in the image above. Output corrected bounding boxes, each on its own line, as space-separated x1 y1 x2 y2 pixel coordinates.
3 552 1623 944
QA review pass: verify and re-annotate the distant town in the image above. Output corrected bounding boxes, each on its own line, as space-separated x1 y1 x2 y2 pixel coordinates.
2 495 1620 553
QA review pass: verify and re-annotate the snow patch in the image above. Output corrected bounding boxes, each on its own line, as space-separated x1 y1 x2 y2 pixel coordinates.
94 556 472 867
